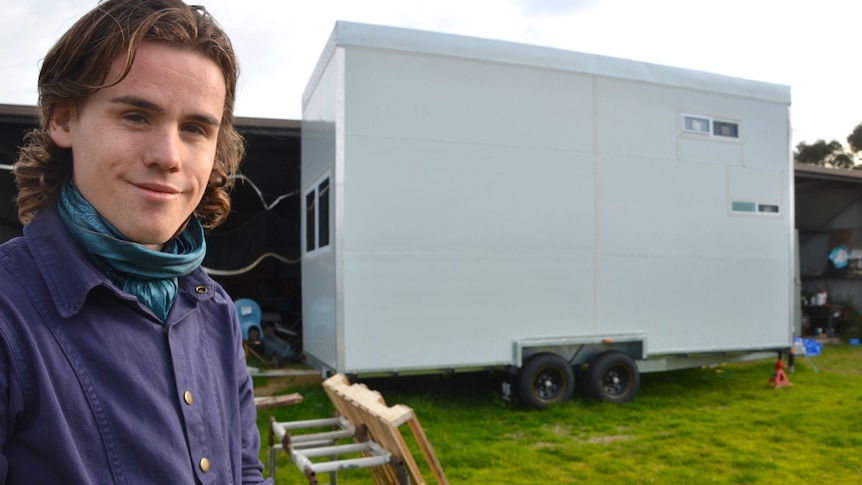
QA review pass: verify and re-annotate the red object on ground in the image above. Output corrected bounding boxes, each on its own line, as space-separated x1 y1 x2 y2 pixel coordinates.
768 360 791 388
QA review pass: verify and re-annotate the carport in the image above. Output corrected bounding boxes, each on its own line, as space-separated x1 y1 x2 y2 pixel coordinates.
795 163 862 334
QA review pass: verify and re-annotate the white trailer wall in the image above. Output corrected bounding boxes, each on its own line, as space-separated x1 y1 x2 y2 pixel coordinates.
301 22 793 374
301 47 341 369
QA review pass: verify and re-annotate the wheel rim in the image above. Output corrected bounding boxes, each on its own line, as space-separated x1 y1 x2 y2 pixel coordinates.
602 365 631 397
533 366 565 402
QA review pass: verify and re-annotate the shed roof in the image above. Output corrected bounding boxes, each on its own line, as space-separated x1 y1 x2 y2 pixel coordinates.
795 163 862 232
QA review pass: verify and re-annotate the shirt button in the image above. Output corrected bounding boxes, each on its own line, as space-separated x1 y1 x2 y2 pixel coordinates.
195 286 207 294
183 391 193 405
199 458 210 472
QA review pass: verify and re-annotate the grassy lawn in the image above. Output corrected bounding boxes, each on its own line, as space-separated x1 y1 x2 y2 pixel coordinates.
255 344 862 484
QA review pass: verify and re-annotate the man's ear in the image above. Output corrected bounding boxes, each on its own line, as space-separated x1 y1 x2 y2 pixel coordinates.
49 103 75 148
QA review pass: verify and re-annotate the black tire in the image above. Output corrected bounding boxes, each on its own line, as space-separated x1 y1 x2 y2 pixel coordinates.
586 351 640 403
518 353 575 410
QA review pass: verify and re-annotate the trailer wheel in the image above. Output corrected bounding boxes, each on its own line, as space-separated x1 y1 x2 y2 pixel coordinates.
586 351 640 403
518 353 575 410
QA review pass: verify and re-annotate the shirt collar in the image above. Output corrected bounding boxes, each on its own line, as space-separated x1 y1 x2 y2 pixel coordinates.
24 206 214 320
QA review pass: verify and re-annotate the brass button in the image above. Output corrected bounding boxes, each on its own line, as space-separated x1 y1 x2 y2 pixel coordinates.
199 457 210 472
195 286 207 294
183 391 193 405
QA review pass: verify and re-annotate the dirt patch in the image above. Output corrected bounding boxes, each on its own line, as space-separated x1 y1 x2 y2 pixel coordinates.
251 368 323 397
586 434 634 444
537 424 636 445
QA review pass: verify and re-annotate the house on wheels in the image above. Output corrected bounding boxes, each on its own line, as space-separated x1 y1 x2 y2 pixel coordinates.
299 22 795 408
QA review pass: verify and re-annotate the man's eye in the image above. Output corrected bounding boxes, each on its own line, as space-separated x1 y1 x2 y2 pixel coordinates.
124 113 147 124
182 124 207 136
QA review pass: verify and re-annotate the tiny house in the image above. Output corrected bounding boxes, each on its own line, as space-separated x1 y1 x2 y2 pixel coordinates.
299 22 794 408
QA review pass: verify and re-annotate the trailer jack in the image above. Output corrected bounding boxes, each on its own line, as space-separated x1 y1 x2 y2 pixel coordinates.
767 359 791 388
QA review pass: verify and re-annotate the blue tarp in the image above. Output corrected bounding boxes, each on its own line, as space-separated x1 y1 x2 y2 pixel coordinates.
796 337 822 357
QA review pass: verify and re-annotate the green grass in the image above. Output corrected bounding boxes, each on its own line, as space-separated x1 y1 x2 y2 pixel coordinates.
256 344 862 484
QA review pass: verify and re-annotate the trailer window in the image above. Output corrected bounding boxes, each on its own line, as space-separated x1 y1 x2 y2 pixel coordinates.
757 203 780 214
732 200 780 216
683 115 710 134
682 114 740 139
305 191 315 252
318 179 330 247
713 121 739 138
732 201 756 212
305 174 331 255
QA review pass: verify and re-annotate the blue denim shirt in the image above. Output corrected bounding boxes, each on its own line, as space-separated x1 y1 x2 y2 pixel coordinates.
0 207 272 484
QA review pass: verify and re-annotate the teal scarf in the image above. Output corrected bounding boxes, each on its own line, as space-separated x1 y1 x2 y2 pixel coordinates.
56 182 206 322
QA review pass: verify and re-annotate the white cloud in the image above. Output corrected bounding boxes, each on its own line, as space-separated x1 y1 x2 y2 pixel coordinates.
512 0 600 16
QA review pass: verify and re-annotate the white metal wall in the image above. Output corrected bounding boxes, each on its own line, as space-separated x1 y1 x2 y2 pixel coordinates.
300 48 342 370
592 78 792 353
339 49 597 371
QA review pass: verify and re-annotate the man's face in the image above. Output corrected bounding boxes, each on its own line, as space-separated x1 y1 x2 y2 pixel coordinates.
49 41 226 250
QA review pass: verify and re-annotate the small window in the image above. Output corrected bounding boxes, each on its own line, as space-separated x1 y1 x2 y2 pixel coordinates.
318 179 330 248
732 201 756 213
683 115 711 135
757 203 780 214
682 114 741 140
731 200 780 216
305 191 316 252
304 174 331 255
714 121 739 138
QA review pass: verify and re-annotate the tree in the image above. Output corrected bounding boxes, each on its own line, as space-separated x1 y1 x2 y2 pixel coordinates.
848 122 862 154
794 139 856 168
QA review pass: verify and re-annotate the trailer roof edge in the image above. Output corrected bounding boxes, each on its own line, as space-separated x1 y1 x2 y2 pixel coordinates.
313 21 790 105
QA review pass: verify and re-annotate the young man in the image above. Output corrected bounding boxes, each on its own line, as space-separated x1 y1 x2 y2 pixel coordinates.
0 1 272 483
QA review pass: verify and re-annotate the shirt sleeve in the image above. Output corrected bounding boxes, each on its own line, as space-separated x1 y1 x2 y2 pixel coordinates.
230 305 273 485
0 336 10 484
238 359 273 484
0 318 26 484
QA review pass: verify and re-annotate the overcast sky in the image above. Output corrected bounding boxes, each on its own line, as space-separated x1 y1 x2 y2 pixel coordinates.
2 0 859 147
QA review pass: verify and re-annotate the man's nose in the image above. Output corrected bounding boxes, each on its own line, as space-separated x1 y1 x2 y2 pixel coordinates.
144 125 182 170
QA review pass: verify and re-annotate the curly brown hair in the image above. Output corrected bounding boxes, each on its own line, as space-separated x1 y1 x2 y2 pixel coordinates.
14 0 244 230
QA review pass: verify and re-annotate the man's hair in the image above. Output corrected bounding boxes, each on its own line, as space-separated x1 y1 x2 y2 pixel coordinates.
14 0 244 230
